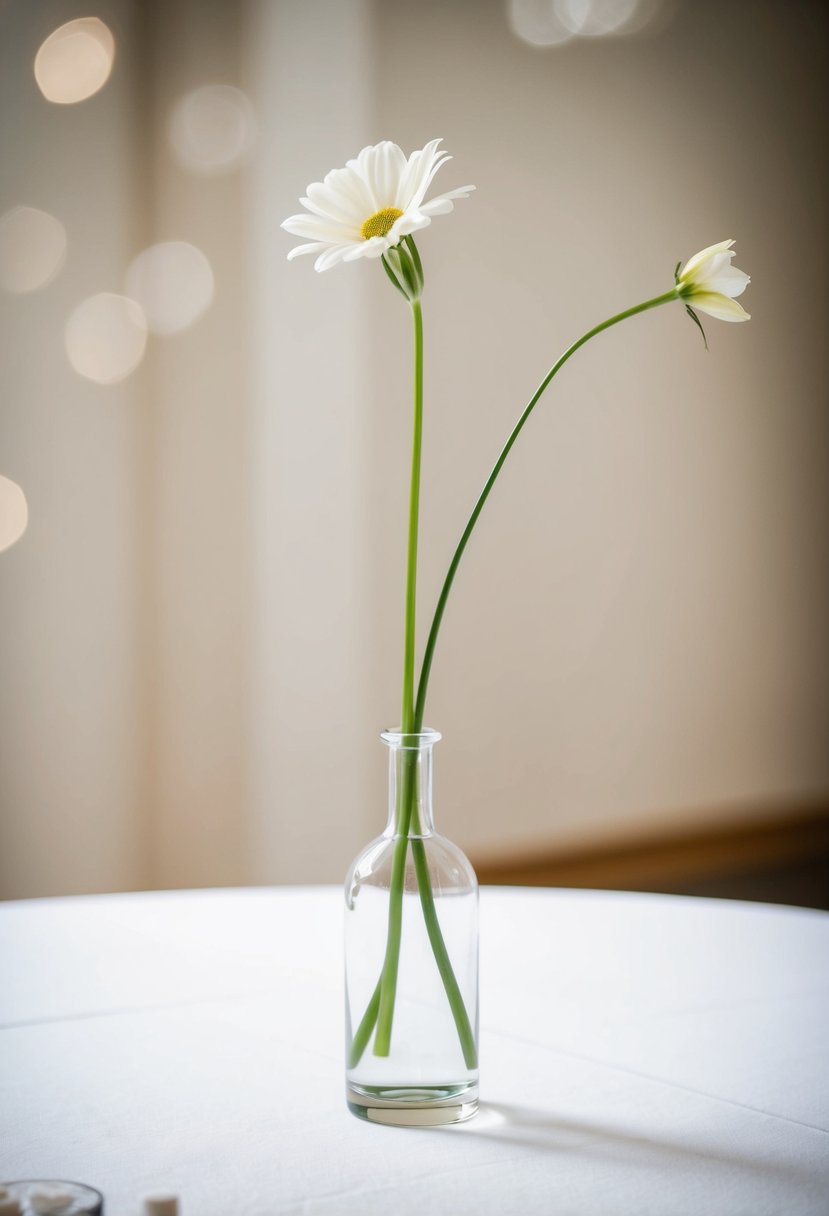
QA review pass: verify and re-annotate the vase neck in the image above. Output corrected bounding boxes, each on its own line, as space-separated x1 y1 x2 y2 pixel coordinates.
381 729 440 838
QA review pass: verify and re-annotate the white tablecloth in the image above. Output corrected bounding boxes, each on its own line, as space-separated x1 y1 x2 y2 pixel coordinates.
1 886 827 1215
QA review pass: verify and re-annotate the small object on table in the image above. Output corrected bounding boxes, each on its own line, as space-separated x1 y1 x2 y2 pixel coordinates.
0 1183 102 1216
141 1196 179 1216
29 1187 73 1215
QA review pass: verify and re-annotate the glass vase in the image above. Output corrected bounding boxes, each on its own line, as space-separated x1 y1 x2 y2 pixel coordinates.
344 728 479 1126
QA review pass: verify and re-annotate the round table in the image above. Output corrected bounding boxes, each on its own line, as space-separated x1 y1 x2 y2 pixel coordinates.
1 886 826 1214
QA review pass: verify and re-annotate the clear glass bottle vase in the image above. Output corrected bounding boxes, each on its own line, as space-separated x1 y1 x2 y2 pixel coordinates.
344 728 479 1126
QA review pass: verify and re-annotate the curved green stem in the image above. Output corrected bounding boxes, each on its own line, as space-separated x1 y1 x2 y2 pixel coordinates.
350 285 679 1070
345 282 675 1065
413 288 679 727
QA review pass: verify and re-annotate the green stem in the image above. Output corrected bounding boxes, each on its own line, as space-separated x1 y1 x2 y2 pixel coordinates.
406 289 678 1063
413 288 679 727
355 744 478 1069
411 837 478 1067
373 297 423 1056
350 286 679 1070
347 975 381 1069
401 298 423 734
350 286 679 1069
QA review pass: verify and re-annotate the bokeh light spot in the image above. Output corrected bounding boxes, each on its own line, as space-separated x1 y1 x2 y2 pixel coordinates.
0 206 67 294
125 241 214 336
554 0 641 36
0 475 29 553
34 17 115 105
169 84 257 176
65 293 148 384
509 0 575 47
510 0 664 44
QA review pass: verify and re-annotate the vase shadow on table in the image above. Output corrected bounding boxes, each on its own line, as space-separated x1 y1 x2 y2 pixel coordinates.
443 1102 815 1189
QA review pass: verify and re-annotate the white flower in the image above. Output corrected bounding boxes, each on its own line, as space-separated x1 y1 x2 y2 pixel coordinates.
676 239 751 321
281 139 475 272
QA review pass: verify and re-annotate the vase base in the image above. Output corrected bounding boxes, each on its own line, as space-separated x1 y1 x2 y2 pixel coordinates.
346 1082 479 1126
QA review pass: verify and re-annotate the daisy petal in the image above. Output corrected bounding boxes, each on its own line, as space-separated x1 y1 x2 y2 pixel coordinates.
314 244 353 273
419 185 476 216
390 212 432 241
281 214 353 242
282 138 473 274
287 241 328 261
397 138 445 209
365 141 407 208
342 236 389 261
324 164 376 219
411 154 453 209
302 185 362 231
349 145 383 210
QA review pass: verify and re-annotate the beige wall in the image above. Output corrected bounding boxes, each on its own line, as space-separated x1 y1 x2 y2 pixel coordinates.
0 0 147 898
244 0 378 883
140 0 252 890
0 0 826 897
363 0 829 862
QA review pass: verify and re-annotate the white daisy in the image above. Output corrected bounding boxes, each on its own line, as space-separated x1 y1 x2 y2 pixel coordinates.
676 239 751 321
281 139 475 273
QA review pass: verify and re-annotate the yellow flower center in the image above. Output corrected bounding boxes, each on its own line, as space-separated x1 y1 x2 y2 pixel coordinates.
361 207 403 241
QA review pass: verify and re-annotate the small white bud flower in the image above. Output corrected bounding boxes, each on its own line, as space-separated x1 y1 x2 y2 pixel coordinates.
676 239 751 322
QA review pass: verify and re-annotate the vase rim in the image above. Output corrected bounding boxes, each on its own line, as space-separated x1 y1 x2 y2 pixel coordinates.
380 727 441 749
